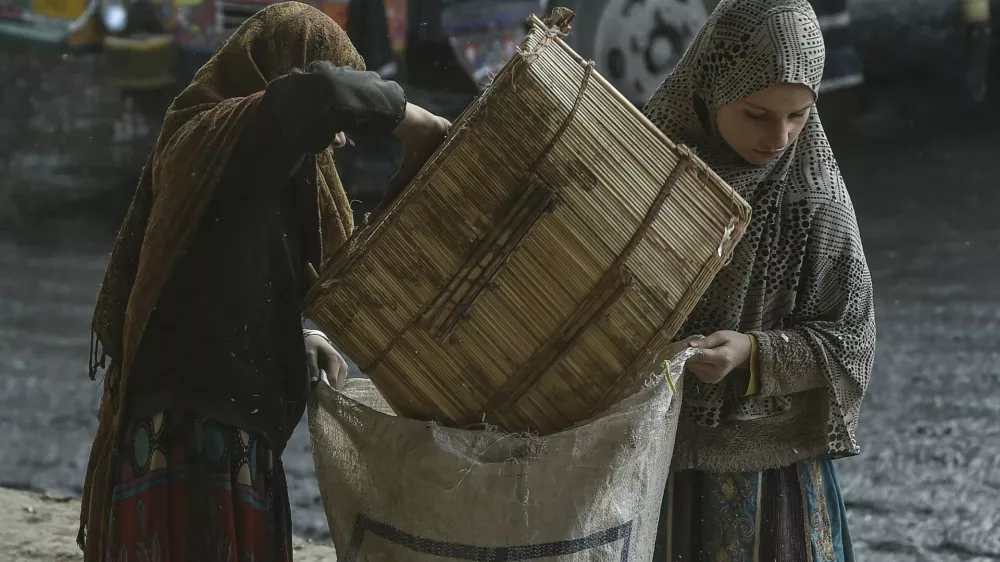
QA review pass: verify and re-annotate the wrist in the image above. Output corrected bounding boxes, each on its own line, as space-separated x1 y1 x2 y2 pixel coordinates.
739 332 753 368
303 329 331 344
393 103 427 140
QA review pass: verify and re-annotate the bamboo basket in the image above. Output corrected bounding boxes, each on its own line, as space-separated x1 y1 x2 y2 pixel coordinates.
306 8 752 435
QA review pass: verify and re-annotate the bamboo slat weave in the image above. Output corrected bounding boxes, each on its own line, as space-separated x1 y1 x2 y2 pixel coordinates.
306 8 752 435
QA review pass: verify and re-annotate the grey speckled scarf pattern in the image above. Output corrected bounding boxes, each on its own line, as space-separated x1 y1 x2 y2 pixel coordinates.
642 0 876 472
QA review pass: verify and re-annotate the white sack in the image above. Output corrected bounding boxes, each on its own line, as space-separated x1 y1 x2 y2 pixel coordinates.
308 346 692 562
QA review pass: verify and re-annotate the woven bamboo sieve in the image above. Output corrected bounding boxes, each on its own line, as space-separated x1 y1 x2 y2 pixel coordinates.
306 8 752 435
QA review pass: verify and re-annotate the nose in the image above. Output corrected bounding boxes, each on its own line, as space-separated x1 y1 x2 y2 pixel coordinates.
331 131 347 148
762 121 790 151
760 119 796 151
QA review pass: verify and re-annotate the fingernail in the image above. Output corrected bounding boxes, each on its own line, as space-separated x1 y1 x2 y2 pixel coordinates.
689 340 700 348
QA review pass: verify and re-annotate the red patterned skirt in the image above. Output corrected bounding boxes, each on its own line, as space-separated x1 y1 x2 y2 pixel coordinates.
105 410 293 562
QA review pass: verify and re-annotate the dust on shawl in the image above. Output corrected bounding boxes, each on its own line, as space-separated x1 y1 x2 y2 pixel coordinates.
643 0 876 472
79 3 363 558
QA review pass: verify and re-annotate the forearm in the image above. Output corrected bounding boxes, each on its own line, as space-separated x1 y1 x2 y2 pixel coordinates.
296 61 407 145
259 62 407 154
219 64 408 200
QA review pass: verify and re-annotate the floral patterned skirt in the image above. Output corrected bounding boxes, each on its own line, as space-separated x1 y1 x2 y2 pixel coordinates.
105 410 292 562
654 455 855 562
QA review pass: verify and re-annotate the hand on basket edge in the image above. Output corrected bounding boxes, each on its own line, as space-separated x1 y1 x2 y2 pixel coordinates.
386 103 452 200
305 331 349 391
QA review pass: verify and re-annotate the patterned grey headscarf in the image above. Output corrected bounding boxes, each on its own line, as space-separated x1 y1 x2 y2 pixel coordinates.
643 0 876 466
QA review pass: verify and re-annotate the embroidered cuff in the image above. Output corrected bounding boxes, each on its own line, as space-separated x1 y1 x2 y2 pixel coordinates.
749 329 827 397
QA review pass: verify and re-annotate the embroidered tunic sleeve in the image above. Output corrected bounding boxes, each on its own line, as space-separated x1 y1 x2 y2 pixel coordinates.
749 195 876 431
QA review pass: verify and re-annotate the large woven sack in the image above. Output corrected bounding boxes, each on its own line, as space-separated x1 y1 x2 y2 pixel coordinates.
306 345 693 562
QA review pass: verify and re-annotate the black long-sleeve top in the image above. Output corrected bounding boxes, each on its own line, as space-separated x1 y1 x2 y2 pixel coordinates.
127 63 407 453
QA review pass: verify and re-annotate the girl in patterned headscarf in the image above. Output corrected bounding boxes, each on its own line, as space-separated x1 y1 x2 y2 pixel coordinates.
642 0 875 559
79 3 450 560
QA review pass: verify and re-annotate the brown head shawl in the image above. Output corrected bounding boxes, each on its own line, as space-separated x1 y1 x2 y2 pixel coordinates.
643 0 876 473
79 3 362 557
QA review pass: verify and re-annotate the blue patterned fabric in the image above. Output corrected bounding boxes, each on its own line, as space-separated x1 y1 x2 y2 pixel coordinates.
801 456 855 562
656 456 854 562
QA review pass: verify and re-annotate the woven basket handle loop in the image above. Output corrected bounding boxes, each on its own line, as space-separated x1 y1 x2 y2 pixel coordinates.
517 8 574 63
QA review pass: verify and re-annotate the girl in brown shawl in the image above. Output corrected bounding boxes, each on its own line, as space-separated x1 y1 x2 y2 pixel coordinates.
78 3 450 560
643 0 875 559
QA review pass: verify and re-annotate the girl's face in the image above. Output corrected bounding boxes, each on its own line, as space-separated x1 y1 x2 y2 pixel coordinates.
715 82 815 166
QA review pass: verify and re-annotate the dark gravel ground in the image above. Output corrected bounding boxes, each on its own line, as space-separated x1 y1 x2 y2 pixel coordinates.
1 80 999 560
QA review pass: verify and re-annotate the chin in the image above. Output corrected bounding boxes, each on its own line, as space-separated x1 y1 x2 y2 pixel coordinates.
743 150 781 166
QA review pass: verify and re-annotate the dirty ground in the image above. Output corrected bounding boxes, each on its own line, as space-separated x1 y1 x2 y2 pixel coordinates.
0 487 337 562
